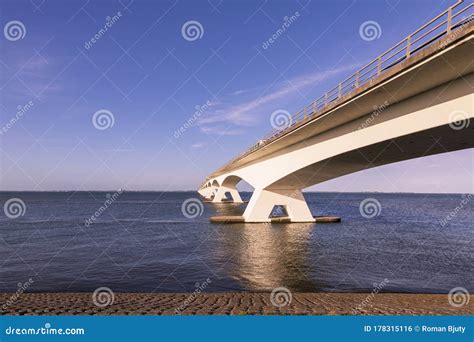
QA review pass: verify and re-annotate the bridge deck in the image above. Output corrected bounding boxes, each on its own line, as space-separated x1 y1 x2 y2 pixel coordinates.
203 2 474 184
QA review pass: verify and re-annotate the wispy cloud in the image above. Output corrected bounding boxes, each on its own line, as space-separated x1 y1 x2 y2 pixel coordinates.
3 54 62 99
200 126 244 136
197 63 358 135
191 142 206 148
20 55 50 73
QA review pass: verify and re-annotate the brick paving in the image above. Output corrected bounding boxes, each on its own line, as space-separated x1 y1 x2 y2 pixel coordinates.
1 293 472 316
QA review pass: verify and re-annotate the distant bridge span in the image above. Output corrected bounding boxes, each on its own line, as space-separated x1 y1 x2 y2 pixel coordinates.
199 2 474 222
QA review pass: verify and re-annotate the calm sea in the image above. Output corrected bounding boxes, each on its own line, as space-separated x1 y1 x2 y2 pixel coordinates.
0 191 472 293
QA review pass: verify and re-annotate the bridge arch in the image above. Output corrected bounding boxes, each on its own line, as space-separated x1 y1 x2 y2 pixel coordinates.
211 174 244 203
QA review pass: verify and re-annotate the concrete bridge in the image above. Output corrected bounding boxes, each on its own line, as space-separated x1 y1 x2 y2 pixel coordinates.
198 2 474 223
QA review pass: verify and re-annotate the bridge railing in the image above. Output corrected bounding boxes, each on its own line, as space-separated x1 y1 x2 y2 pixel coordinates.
214 0 473 175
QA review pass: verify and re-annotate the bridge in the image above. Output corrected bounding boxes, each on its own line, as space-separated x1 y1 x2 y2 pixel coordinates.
198 1 474 223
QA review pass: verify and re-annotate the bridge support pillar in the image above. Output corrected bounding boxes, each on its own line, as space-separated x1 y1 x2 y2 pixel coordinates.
243 188 314 222
212 185 243 203
198 188 208 198
198 186 218 200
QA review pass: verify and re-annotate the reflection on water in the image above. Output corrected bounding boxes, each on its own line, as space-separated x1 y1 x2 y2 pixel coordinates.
0 191 472 293
224 224 312 289
213 201 316 290
235 223 314 290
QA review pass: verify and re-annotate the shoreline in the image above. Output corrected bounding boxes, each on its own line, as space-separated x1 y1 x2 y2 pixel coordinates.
1 293 472 316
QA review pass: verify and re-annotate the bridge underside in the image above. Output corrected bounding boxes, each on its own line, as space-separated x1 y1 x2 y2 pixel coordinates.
201 122 473 222
275 123 474 191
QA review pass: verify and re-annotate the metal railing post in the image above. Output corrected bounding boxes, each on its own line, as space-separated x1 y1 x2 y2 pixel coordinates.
447 7 452 34
377 57 381 75
338 83 342 97
406 36 411 58
355 72 359 87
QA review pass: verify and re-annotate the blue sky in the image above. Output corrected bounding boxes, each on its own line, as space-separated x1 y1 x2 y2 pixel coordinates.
0 0 472 192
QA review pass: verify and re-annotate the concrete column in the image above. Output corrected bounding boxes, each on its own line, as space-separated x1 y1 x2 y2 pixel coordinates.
243 188 314 222
198 188 208 198
212 185 243 203
198 186 218 200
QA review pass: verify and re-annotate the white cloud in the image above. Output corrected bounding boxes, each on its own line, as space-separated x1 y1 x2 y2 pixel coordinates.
200 125 244 136
191 142 206 148
197 63 358 135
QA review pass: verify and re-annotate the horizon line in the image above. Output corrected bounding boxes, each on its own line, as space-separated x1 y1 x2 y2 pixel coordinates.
0 190 472 195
